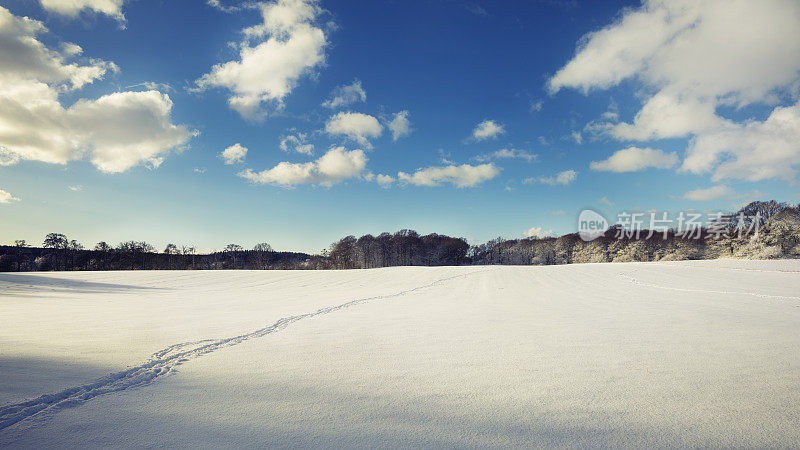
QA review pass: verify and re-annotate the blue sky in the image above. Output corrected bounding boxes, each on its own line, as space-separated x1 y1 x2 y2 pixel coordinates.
1 0 799 253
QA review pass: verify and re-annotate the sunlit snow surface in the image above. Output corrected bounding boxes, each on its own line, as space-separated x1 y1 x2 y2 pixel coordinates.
1 261 799 447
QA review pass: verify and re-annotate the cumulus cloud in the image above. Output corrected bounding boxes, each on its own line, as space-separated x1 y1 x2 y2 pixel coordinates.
474 148 537 163
322 79 366 109
471 120 505 141
609 92 725 141
387 110 412 141
524 169 577 186
683 185 736 202
0 9 117 89
549 0 800 102
523 226 553 239
238 147 366 187
0 188 20 204
39 0 125 21
682 100 800 181
590 147 678 172
397 163 499 188
325 112 382 148
0 86 192 173
279 132 314 155
194 0 327 120
550 0 800 182
0 7 192 173
220 143 248 164
375 173 395 188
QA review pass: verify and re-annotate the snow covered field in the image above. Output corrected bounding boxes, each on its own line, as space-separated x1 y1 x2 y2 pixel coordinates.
1 260 799 447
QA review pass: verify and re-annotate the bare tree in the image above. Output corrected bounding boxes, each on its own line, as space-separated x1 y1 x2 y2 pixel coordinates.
13 240 27 271
43 233 68 270
164 243 178 269
253 242 273 252
225 243 244 268
94 241 112 270
251 242 273 269
181 245 196 268
68 240 84 270
117 241 155 269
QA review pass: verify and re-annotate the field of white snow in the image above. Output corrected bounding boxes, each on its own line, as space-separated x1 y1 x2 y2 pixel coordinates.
1 260 799 447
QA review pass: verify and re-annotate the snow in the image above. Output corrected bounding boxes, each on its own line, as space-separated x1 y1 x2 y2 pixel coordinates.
1 261 799 447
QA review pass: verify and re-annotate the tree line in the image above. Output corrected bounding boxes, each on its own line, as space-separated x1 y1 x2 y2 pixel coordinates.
1 201 799 272
0 237 310 272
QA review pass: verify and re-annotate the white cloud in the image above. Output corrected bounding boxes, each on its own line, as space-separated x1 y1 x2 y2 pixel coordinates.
194 0 327 120
570 131 582 144
397 163 499 188
279 132 314 155
609 92 725 141
681 100 800 181
471 120 505 141
464 3 488 16
39 0 125 21
597 196 614 206
601 98 619 121
126 81 172 92
220 143 248 164
437 149 454 165
325 112 382 148
0 188 20 204
549 0 800 182
0 148 21 167
0 8 117 89
474 148 537 163
238 147 366 187
375 173 395 188
523 226 553 239
68 185 82 191
683 185 736 202
322 80 366 109
548 0 800 103
207 0 241 13
194 167 207 174
524 169 577 186
0 87 191 173
387 110 412 141
0 7 192 173
590 147 678 172
72 91 192 172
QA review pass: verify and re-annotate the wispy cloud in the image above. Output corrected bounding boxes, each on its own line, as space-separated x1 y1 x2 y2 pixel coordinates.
524 169 577 186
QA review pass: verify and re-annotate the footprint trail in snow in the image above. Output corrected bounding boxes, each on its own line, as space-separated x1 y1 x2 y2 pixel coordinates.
0 269 490 432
